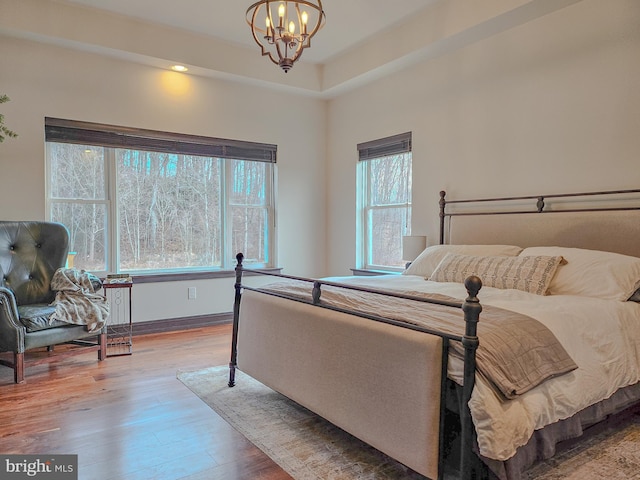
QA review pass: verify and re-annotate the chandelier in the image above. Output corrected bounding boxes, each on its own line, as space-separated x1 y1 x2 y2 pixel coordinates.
246 1 326 73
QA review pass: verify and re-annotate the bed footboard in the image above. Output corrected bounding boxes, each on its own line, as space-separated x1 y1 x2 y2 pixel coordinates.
228 253 482 480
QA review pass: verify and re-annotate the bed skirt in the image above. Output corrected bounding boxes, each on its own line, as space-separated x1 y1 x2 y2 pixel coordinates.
485 381 640 480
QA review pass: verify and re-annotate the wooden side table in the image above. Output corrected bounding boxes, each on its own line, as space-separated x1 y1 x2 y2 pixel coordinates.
103 280 133 356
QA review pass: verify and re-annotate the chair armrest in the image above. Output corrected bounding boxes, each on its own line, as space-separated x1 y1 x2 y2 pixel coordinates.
0 287 25 352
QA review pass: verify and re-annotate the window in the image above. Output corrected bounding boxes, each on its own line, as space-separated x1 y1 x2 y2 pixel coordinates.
357 132 412 271
45 118 276 275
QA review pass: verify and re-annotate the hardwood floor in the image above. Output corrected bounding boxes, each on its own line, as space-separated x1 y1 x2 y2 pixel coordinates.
0 324 293 480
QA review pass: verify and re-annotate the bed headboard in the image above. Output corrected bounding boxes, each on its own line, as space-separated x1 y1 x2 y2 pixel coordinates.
439 189 640 258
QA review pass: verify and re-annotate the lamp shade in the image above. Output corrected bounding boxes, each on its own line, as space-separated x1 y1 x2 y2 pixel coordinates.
402 235 427 262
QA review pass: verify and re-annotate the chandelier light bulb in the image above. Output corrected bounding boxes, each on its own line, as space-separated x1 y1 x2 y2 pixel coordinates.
278 3 285 28
265 16 272 39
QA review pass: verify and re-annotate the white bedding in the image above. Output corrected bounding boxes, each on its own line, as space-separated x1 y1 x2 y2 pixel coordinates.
322 274 640 461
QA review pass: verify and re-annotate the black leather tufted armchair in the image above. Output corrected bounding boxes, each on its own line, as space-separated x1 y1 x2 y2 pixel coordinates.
0 221 107 383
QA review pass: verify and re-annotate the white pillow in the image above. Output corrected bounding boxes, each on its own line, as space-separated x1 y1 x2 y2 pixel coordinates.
403 244 523 278
519 246 640 301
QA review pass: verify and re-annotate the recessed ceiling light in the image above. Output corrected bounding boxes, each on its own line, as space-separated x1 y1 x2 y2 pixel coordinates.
171 65 188 72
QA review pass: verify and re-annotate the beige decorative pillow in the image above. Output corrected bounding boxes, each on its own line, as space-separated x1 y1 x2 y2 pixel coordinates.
429 253 565 295
403 244 523 278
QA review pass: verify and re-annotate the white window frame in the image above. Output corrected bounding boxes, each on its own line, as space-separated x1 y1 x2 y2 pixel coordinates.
357 132 412 272
45 118 277 276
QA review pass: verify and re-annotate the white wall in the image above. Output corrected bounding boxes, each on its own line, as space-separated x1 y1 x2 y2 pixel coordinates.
326 0 640 276
0 36 327 322
2 0 640 321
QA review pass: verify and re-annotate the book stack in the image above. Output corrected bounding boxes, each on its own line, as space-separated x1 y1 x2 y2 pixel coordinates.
105 273 133 284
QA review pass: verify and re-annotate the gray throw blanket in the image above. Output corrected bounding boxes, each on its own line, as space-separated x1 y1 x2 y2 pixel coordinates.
50 268 109 333
259 280 578 400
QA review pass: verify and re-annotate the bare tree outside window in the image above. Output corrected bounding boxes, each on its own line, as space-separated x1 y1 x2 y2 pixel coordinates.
230 160 269 264
48 143 107 271
116 150 223 270
362 152 412 269
47 141 274 274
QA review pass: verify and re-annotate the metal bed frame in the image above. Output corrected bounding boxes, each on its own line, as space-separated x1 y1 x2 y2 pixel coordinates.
228 187 640 479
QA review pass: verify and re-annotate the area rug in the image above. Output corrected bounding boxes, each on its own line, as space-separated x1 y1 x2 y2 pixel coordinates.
525 408 640 480
177 365 640 480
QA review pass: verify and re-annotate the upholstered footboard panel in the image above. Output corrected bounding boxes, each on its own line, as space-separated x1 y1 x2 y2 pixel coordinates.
237 290 444 480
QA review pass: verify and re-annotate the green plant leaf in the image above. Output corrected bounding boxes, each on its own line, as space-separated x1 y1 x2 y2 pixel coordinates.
0 94 18 142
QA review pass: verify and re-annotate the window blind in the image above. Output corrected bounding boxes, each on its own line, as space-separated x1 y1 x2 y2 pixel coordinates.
45 117 277 163
357 131 411 161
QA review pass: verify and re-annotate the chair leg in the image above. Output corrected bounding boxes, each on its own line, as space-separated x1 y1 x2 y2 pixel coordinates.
98 332 107 360
14 352 25 384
